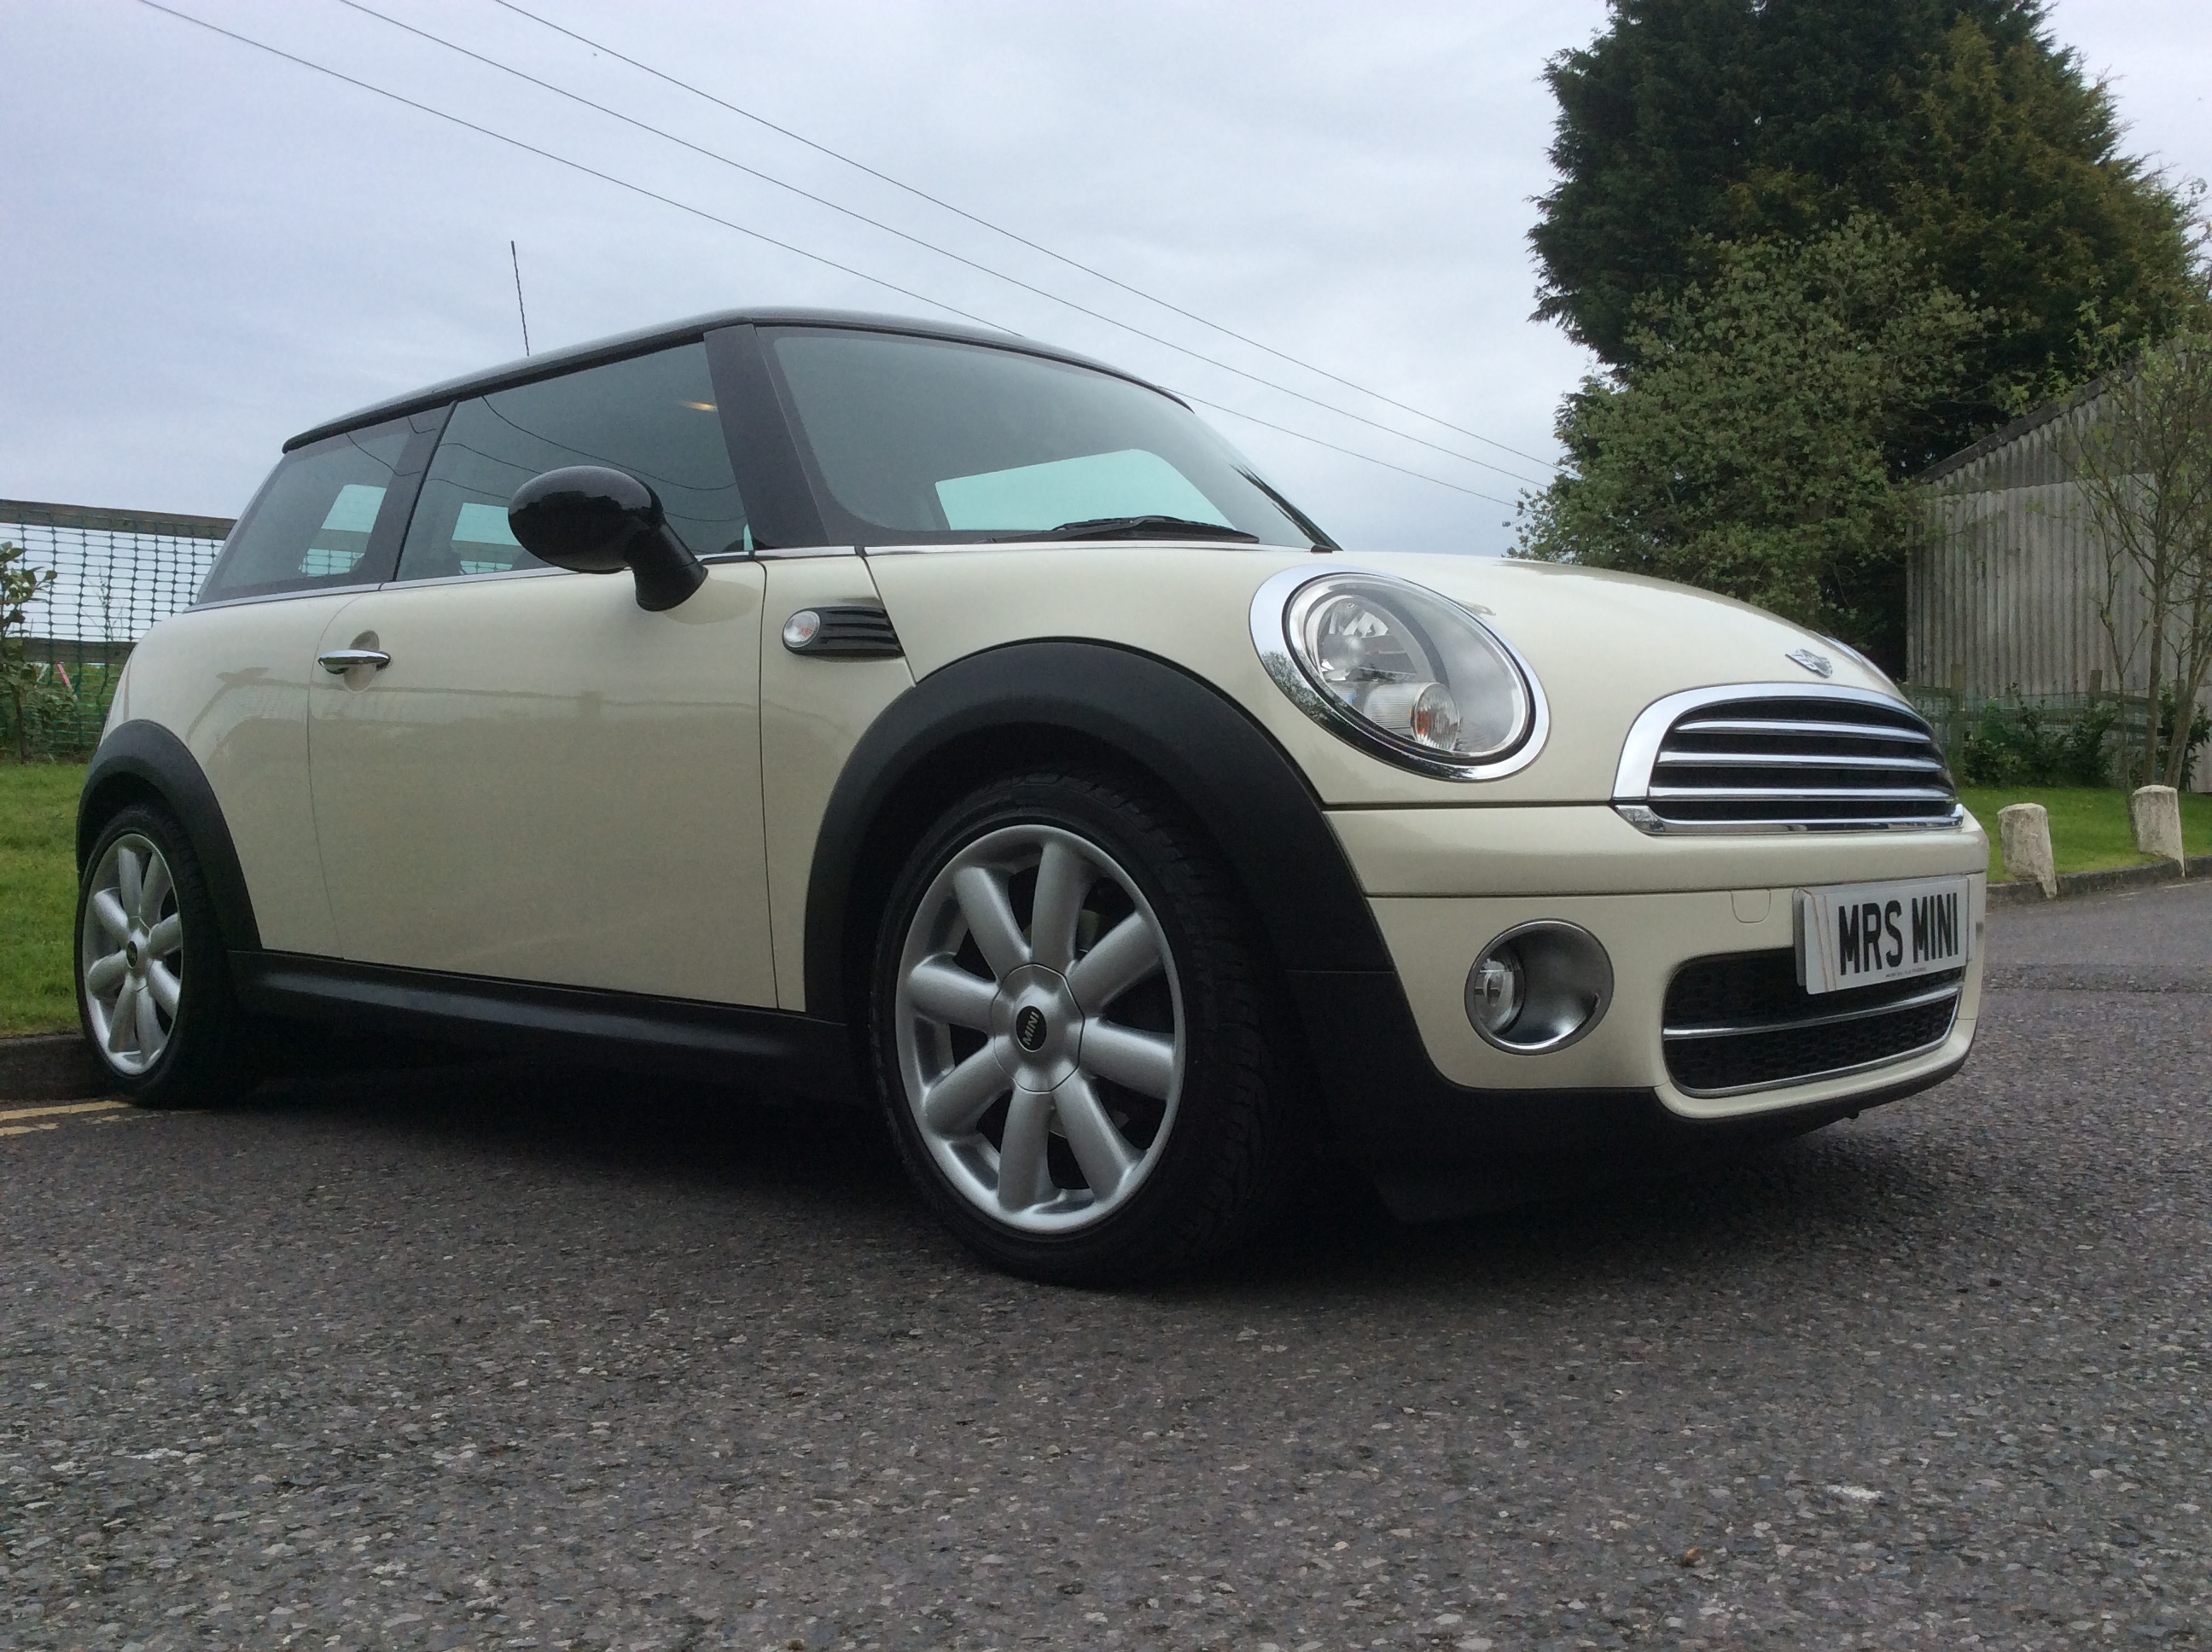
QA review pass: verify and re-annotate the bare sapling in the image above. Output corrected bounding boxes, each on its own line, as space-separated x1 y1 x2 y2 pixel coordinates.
2071 330 2212 788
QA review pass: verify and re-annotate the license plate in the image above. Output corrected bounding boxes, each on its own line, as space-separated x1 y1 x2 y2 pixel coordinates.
1795 876 1971 995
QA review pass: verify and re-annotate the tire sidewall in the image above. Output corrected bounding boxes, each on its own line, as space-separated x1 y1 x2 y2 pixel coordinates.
75 802 240 1106
870 771 1273 1283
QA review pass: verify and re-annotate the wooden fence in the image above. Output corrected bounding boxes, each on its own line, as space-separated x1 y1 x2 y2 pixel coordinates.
1909 381 2210 789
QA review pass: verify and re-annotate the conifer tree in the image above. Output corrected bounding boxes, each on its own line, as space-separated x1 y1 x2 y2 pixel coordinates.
1531 0 2200 467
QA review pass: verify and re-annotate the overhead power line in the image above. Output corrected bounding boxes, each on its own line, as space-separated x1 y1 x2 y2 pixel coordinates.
137 0 1511 507
1184 399 1514 506
327 0 1546 489
137 0 1000 329
489 0 1560 474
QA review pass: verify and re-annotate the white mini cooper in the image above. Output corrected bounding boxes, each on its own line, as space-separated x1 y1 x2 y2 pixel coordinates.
77 309 1985 1281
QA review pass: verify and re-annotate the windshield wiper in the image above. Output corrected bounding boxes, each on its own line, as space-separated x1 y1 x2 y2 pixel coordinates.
999 515 1260 544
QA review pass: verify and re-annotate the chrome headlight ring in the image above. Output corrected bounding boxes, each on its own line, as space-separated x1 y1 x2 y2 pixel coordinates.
1249 565 1548 781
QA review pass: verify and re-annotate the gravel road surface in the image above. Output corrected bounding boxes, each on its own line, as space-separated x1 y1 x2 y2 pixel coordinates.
5 884 2208 1651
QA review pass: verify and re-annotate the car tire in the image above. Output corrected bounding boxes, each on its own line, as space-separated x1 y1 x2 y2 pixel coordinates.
75 801 253 1109
870 768 1295 1284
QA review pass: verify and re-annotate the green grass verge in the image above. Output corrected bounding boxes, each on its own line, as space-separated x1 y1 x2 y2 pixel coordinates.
1959 786 2212 883
0 761 87 1034
4 765 2202 1028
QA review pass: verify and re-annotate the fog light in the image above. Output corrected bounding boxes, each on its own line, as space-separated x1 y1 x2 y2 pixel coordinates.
1466 950 1523 1037
1464 922 1613 1053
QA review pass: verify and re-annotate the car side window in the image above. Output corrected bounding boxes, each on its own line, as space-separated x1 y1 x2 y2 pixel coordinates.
395 341 747 582
197 419 417 603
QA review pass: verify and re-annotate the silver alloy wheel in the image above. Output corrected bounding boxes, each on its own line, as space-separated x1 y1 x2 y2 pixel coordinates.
81 833 183 1076
894 823 1185 1234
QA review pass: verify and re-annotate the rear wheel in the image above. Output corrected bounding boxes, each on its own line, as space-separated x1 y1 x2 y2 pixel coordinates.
870 770 1292 1283
76 802 251 1108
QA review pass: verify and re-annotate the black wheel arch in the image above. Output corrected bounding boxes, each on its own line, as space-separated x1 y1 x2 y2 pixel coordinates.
79 720 263 952
801 637 1393 1035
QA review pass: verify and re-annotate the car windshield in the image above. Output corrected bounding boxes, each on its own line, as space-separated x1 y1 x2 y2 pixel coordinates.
766 329 1330 547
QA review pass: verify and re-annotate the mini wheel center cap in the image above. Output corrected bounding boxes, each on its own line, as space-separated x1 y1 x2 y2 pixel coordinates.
990 963 1081 1090
1014 1004 1049 1053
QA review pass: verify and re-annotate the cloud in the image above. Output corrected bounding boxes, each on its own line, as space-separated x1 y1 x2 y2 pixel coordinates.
2 0 2198 555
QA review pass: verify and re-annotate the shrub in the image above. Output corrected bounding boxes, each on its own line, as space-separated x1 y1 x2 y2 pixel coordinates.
0 541 73 763
1959 695 2116 788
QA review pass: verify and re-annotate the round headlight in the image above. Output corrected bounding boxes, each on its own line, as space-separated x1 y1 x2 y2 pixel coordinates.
1256 570 1543 778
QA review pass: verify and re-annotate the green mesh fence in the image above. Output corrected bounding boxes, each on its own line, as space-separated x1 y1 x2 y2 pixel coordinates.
1 499 233 759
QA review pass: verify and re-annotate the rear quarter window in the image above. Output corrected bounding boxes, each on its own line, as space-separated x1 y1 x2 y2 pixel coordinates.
198 418 420 603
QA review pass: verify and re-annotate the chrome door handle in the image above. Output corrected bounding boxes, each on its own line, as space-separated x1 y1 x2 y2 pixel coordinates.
318 649 391 673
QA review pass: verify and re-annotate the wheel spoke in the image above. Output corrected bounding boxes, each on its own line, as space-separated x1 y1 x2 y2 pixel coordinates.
1027 840 1090 973
84 951 128 997
146 960 183 1018
116 845 143 918
1080 1021 1179 1101
905 957 997 1030
1068 912 1162 1010
1053 1073 1137 1201
896 817 1188 1235
994 1090 1054 1211
952 865 1029 980
145 913 183 962
921 1039 1013 1134
90 889 132 946
135 981 164 1050
107 981 138 1055
139 852 172 926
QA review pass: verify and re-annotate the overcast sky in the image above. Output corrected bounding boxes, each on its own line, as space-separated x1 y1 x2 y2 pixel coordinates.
3 0 2203 555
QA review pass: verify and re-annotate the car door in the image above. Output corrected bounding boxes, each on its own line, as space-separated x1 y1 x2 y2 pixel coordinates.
116 411 437 957
306 342 776 1006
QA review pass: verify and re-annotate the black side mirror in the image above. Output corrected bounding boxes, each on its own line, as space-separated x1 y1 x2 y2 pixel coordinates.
507 466 707 613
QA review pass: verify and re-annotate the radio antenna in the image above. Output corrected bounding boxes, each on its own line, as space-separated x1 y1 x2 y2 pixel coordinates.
509 239 532 355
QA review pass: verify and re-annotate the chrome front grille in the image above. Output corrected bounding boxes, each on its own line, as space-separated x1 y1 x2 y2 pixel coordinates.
1613 684 1959 833
1662 949 1962 1096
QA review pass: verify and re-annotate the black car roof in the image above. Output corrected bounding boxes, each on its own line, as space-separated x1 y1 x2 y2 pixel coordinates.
284 308 1176 451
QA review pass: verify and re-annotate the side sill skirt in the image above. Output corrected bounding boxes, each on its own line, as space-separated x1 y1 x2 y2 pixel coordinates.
230 951 858 1102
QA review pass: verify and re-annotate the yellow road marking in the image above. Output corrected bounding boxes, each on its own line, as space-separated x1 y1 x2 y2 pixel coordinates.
0 1100 131 1123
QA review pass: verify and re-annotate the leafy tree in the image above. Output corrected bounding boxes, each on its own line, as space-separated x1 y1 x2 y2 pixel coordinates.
1532 0 2201 468
1516 217 1981 667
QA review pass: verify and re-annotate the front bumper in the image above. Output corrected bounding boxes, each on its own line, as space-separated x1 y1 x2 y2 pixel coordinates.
1298 804 1988 1217
1366 884 1982 1121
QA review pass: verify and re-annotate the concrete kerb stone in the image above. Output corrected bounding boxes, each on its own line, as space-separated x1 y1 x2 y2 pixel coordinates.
1988 852 2212 908
1996 802 2058 899
2131 785 2186 868
0 1033 109 1101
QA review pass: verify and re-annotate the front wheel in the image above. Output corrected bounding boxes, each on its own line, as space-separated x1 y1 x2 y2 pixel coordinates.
870 770 1294 1283
76 802 251 1108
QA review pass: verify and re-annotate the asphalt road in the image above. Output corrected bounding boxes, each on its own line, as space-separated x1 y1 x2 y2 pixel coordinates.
5 884 2209 1652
